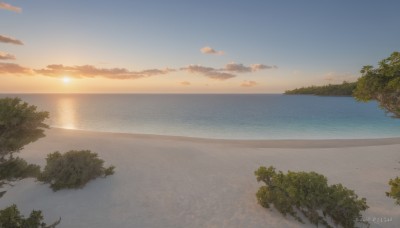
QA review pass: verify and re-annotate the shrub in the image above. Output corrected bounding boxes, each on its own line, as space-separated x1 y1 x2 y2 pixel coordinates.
0 157 41 198
0 157 40 181
38 150 115 191
386 177 400 205
255 166 369 228
0 204 60 228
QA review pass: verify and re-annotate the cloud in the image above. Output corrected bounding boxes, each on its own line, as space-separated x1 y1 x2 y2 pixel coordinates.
324 72 358 83
180 81 191 86
0 35 23 45
181 65 235 80
224 63 277 73
251 64 278 71
0 51 15 60
0 2 21 13
35 64 175 79
200 46 224 55
241 80 258 87
0 62 33 75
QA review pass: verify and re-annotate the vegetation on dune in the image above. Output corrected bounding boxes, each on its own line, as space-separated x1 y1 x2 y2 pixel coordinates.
38 150 115 191
0 97 116 225
284 81 356 96
387 176 400 205
255 166 369 228
353 51 400 118
0 97 59 226
0 204 60 228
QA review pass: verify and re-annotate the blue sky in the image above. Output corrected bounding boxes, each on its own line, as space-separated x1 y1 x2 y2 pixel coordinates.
1 0 400 93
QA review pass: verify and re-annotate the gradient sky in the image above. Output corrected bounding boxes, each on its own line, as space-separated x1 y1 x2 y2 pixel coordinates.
1 0 400 93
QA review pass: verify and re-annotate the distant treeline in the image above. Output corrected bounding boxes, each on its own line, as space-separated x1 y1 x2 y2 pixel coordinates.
284 81 356 96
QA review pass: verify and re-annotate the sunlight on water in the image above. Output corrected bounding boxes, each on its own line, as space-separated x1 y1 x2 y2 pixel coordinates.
2 94 400 139
56 97 76 129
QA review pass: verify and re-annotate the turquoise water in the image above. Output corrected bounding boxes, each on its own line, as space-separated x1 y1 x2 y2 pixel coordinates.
2 94 400 139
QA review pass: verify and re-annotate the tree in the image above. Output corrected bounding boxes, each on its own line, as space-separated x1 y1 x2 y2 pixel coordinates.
255 166 369 228
0 97 49 194
354 51 400 117
285 81 356 96
0 97 49 160
353 52 400 205
38 150 115 191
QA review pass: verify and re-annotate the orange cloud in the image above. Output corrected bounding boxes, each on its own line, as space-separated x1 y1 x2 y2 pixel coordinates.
224 63 277 73
35 64 175 79
241 80 258 87
0 62 33 75
200 46 224 55
180 81 191 86
0 2 21 13
0 51 15 60
0 35 23 45
181 65 235 80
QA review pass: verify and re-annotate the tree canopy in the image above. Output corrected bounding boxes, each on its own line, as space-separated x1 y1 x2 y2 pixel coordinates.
284 81 356 96
0 97 49 160
0 97 48 193
354 51 400 117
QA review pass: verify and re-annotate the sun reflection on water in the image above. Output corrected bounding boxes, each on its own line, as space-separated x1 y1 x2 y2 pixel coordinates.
57 97 76 129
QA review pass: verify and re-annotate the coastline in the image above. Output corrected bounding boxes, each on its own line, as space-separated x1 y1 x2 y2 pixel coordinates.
1 128 399 227
52 127 400 148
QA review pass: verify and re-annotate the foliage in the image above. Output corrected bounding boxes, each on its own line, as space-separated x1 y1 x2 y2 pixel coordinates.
386 177 400 205
38 150 115 191
285 81 356 96
0 97 48 198
0 204 60 228
0 157 40 186
354 51 400 117
0 97 49 160
255 166 369 228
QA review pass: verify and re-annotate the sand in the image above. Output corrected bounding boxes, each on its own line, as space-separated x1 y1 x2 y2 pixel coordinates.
0 128 399 227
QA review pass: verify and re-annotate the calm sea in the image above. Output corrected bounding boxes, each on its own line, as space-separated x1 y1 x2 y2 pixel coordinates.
2 94 400 139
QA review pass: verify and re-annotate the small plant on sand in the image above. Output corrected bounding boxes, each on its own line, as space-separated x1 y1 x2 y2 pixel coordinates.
255 166 369 228
0 204 60 228
386 177 400 205
38 150 115 191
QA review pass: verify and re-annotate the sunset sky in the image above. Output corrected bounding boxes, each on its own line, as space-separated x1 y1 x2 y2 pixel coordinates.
1 0 400 93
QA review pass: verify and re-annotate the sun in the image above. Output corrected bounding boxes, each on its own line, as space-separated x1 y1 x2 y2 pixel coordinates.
62 77 71 84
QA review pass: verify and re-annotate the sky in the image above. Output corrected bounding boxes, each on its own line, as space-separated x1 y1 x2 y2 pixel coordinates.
1 0 400 93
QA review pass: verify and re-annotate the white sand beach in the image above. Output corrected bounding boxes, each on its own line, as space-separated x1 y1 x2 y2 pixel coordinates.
0 128 399 228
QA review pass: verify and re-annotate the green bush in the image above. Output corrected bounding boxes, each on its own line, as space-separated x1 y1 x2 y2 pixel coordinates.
38 150 115 191
0 157 41 198
0 204 60 228
0 157 40 181
255 166 369 228
386 177 400 205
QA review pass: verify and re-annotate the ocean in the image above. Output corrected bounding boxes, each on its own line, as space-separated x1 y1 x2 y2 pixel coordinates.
2 94 400 139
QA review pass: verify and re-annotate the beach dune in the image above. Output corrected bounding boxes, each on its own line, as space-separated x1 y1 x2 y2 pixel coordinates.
0 128 399 227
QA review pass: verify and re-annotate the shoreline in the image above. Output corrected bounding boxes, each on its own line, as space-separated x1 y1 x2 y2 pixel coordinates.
52 127 400 148
1 127 399 227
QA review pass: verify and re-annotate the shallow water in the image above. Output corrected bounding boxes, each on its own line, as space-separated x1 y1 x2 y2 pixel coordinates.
2 94 400 139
